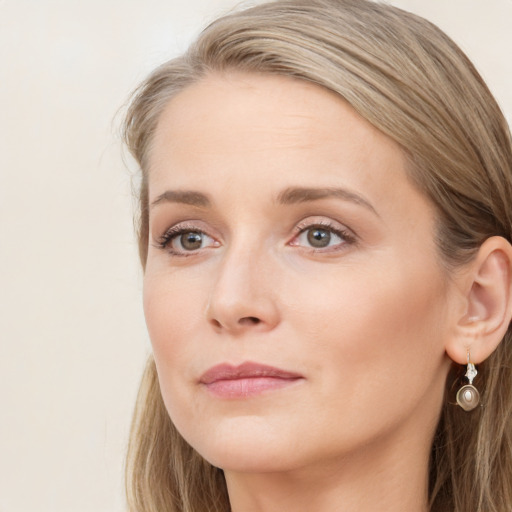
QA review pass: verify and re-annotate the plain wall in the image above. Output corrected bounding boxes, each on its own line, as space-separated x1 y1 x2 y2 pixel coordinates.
1 1 511 511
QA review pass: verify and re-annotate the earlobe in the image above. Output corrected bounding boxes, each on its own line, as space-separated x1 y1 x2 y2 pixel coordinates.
445 236 512 365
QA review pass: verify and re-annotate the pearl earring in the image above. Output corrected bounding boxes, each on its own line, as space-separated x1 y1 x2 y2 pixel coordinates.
456 352 480 412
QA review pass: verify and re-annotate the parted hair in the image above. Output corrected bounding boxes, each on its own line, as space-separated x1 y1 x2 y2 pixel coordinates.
123 1 512 511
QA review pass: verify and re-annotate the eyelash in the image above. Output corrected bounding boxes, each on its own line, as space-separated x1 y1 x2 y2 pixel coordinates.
155 219 356 256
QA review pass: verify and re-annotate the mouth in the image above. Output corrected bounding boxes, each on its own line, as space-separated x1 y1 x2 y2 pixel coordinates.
199 361 304 398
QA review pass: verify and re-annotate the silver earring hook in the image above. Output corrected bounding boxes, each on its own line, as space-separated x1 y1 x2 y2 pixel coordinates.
465 350 477 385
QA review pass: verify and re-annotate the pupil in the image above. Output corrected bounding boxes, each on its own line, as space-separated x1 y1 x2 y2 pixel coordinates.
307 228 331 248
181 232 203 250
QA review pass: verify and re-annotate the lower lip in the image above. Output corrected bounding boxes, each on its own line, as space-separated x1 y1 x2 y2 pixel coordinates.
203 377 302 398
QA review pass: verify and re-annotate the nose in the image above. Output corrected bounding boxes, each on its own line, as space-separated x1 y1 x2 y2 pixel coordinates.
206 245 280 335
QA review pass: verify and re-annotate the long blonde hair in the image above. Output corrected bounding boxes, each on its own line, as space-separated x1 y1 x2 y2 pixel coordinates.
123 1 512 510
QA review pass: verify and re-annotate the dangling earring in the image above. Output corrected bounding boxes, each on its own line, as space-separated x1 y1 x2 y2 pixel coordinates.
456 352 480 412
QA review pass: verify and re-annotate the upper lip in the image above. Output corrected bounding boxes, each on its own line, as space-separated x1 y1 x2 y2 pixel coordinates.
199 362 303 384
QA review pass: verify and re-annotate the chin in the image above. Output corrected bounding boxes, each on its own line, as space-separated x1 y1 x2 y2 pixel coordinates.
203 444 300 474
179 417 307 473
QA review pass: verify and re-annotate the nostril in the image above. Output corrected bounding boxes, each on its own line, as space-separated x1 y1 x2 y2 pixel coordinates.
239 316 261 325
211 319 222 329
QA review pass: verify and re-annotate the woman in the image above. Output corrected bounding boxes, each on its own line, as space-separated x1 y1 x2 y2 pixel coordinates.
123 0 512 511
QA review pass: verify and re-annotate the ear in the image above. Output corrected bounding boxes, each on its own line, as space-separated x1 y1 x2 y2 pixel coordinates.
445 236 512 365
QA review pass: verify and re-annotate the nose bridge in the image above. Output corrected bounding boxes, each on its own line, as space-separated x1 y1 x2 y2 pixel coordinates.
207 233 279 333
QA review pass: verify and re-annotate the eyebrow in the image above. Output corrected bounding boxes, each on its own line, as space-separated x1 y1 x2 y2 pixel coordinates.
150 190 211 209
276 186 378 216
150 186 378 216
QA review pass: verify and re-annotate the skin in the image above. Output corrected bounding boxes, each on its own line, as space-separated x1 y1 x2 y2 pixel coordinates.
143 72 461 512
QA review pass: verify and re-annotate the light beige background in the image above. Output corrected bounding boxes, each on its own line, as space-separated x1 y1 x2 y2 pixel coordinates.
1 1 511 511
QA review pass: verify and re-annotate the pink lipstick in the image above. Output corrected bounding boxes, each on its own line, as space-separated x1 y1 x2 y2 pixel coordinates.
199 362 303 398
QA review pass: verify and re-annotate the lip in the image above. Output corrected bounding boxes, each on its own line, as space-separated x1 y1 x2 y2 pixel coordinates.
199 362 304 398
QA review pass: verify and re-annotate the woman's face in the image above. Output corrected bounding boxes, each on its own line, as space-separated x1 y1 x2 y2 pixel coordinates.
144 73 455 474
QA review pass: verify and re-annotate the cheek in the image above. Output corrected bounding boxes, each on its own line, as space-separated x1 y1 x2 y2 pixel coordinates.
288 261 448 395
278 264 449 453
142 271 210 434
143 271 205 374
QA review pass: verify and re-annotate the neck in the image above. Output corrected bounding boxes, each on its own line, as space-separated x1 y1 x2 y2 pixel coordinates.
224 423 432 512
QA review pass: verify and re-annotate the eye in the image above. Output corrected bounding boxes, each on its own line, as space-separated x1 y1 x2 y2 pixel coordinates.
290 221 355 251
157 226 218 255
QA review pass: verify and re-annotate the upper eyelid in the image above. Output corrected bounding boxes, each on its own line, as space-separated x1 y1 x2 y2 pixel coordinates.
294 217 356 235
295 219 340 230
157 220 215 238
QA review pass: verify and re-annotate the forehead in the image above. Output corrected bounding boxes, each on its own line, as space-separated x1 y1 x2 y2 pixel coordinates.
150 72 394 155
148 72 406 192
